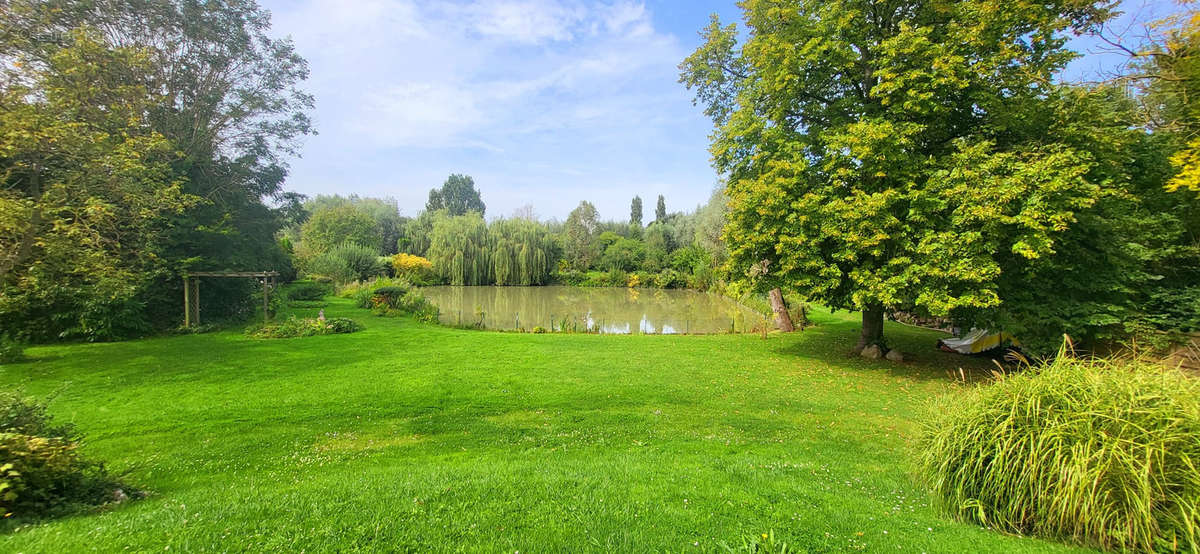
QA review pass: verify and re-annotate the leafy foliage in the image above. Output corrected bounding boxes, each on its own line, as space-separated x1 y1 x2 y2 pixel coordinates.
918 352 1200 552
300 206 382 255
248 316 362 339
681 0 1134 352
0 30 196 341
563 201 600 271
391 253 435 285
0 336 25 365
0 391 128 518
425 174 485 216
285 281 333 302
1 0 313 339
369 286 438 322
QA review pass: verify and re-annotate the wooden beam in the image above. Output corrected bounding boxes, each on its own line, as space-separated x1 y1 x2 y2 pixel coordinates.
187 271 279 278
183 276 191 328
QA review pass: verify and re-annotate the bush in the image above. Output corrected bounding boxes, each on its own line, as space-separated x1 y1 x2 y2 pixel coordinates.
391 253 436 285
0 335 25 365
0 392 129 519
916 350 1200 552
286 281 333 302
304 251 355 284
0 391 77 441
248 316 362 339
337 277 413 300
369 285 438 323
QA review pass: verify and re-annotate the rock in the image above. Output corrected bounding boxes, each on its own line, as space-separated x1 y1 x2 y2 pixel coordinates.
112 488 128 503
885 349 905 362
860 344 883 359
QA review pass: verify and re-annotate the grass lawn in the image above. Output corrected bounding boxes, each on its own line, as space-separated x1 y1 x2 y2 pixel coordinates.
0 297 1091 553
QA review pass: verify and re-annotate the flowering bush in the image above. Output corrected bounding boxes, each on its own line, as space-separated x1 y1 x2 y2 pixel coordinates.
391 253 436 285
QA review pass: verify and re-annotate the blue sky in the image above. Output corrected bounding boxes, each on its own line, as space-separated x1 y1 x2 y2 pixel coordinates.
260 0 1180 221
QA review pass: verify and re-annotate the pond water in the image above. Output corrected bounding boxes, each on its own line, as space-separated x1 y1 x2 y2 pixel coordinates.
421 286 766 334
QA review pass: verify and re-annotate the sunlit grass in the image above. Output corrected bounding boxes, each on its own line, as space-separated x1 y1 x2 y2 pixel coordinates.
0 298 1090 552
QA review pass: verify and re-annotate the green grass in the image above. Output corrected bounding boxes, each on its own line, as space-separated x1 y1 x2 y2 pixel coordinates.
0 298 1092 552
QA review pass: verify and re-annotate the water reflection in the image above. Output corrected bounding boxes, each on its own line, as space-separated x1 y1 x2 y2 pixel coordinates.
421 286 764 334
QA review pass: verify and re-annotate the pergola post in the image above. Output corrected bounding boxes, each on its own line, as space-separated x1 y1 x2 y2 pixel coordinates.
261 276 270 324
192 279 200 325
183 276 191 328
183 271 277 327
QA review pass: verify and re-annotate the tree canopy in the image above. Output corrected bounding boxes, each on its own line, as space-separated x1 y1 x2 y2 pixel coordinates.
681 0 1126 352
426 174 486 216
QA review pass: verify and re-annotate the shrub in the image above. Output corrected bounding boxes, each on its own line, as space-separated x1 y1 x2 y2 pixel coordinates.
391 253 436 285
329 243 386 282
337 277 412 300
0 335 25 365
305 251 355 284
248 316 362 339
369 285 438 323
286 281 333 301
0 392 129 519
916 350 1200 552
0 391 77 440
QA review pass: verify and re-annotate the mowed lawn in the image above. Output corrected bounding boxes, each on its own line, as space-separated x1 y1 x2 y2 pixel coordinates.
0 298 1089 553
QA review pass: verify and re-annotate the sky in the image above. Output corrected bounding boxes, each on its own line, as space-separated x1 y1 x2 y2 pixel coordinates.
259 0 1183 221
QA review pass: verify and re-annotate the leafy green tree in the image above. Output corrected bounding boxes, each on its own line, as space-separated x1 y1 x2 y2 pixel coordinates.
305 195 404 255
398 210 438 257
300 206 382 256
643 223 675 272
630 196 643 228
1133 9 1200 196
681 0 1120 351
693 185 729 265
603 239 647 272
564 201 600 270
427 214 491 285
655 195 667 224
426 174 486 216
0 30 196 340
489 219 558 285
7 0 315 331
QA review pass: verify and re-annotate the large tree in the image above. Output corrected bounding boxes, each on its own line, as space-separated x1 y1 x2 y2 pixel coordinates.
5 0 315 334
426 174 486 216
564 201 600 270
630 196 643 228
0 31 196 340
681 0 1119 351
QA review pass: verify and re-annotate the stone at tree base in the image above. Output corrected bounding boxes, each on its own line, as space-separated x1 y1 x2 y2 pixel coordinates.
885 349 905 362
860 344 883 359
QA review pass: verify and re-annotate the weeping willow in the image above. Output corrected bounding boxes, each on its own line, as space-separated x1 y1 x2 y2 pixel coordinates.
489 219 556 285
426 215 558 285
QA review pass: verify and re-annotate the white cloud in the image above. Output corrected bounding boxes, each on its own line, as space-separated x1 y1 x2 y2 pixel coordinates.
263 0 717 218
464 0 587 44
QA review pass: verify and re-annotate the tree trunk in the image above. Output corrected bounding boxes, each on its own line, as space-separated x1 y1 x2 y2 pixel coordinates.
854 304 885 352
769 287 794 332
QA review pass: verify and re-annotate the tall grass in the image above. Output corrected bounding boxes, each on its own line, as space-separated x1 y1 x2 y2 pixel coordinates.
916 348 1200 551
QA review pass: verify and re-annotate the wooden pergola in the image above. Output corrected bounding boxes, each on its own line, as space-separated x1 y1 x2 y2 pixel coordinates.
183 271 279 327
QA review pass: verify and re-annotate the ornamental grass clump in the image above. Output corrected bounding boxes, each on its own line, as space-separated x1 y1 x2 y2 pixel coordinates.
917 349 1200 552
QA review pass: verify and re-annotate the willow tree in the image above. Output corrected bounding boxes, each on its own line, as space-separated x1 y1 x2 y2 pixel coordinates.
681 0 1116 350
427 214 491 286
489 219 558 285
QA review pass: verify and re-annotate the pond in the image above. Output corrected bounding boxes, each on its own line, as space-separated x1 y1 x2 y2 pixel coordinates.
421 286 767 334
